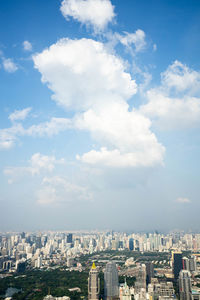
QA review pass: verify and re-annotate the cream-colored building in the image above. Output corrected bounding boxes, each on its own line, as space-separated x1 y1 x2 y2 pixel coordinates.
88 262 100 300
119 281 132 300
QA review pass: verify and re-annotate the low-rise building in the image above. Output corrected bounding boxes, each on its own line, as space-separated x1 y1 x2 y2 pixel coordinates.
43 296 70 300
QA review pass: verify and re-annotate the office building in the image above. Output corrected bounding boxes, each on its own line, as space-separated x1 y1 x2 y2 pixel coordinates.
129 239 134 251
67 234 73 244
183 256 196 273
189 256 196 272
173 252 183 280
145 262 154 285
179 270 192 300
135 264 146 292
183 257 189 271
104 261 119 300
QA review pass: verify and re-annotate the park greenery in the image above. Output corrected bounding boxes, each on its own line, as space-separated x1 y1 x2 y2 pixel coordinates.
0 269 88 300
0 269 137 300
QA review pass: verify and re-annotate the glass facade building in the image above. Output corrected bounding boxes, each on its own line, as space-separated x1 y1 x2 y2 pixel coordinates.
104 261 119 300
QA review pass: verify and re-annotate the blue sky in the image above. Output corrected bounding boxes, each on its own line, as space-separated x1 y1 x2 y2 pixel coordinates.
1 0 200 232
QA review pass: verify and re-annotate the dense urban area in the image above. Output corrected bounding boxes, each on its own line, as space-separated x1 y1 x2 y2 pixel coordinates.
0 231 200 300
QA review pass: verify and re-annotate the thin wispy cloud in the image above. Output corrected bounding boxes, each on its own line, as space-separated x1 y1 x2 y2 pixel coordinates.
0 116 72 150
115 29 147 53
4 153 65 183
9 107 32 122
176 197 191 204
37 176 92 205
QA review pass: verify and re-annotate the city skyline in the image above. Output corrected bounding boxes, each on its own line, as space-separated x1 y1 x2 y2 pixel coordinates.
1 0 200 231
1 229 200 299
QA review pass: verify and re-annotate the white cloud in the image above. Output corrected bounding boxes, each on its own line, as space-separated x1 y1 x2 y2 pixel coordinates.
0 131 15 149
23 40 32 51
141 90 200 130
33 37 165 168
33 38 136 111
60 0 115 31
161 60 200 93
75 102 165 167
26 117 72 136
4 153 65 181
140 61 200 129
77 146 163 168
37 176 92 205
115 29 146 52
29 153 64 175
0 138 14 150
176 197 191 204
2 58 18 73
1 36 165 169
0 116 72 150
0 124 24 150
9 107 32 122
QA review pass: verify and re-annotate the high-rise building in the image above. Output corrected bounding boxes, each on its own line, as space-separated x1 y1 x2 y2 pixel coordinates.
182 256 196 273
119 241 124 249
173 252 183 280
183 257 189 271
36 236 42 249
179 270 192 300
66 233 73 244
135 264 146 292
189 256 196 272
88 262 100 300
104 261 119 300
145 262 154 285
111 239 119 251
129 239 134 251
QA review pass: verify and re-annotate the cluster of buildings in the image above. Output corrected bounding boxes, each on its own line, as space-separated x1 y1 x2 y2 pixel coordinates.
1 231 200 300
88 261 120 300
1 230 200 273
88 252 200 300
172 252 199 300
88 260 154 300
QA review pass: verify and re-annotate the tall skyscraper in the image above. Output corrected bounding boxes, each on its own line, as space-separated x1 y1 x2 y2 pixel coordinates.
135 264 146 292
67 233 73 244
88 262 100 300
173 252 183 280
182 257 189 271
145 262 154 285
104 261 119 300
129 238 134 251
183 256 197 273
189 256 196 272
179 270 192 300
